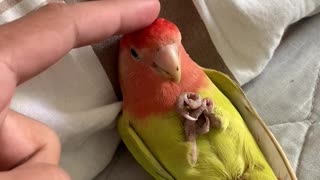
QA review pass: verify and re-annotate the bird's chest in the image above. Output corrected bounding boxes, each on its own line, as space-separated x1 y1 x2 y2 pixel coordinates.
129 84 221 150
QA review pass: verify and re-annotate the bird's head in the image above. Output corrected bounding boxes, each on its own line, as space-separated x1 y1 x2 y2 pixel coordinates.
119 18 182 84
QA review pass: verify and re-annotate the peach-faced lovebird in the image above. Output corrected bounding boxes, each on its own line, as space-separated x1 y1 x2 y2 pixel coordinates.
118 18 277 180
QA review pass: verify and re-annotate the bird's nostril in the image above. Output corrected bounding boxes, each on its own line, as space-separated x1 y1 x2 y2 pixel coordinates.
176 67 179 71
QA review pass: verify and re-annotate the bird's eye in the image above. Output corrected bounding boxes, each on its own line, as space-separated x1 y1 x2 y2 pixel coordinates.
130 48 139 60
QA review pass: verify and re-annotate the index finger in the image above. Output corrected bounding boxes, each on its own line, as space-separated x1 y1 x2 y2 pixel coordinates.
0 0 160 83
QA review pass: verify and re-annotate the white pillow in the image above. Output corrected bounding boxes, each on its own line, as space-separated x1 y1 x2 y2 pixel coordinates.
193 0 320 85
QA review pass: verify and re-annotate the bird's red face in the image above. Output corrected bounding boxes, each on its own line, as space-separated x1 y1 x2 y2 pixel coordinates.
118 18 207 118
119 18 182 83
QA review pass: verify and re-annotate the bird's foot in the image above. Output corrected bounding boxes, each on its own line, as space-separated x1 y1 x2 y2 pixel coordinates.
176 92 222 165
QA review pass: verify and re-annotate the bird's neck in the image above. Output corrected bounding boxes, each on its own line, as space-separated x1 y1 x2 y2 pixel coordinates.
122 50 208 119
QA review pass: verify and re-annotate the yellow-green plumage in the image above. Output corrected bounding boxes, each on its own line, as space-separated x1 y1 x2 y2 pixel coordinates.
118 69 277 180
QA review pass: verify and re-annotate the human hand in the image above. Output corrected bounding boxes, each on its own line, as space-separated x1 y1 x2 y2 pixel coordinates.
0 0 160 179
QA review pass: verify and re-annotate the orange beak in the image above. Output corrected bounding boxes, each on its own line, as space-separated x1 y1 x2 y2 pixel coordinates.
152 43 181 83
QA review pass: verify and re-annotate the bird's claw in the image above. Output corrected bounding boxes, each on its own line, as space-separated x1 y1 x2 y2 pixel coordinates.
176 92 222 165
176 93 221 132
183 93 202 109
196 116 210 135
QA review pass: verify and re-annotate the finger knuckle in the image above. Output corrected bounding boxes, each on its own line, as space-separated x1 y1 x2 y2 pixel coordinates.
46 124 61 145
46 165 71 180
38 122 62 154
53 167 71 180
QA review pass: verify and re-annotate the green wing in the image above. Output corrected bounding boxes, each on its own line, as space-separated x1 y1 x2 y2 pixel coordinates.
202 68 296 180
202 68 242 97
202 67 256 115
117 114 175 180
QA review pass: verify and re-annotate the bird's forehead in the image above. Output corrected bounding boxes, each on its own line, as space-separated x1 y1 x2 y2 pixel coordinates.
122 18 181 49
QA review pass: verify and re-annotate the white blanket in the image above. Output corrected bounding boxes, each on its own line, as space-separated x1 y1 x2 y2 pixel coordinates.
193 0 320 85
243 13 320 179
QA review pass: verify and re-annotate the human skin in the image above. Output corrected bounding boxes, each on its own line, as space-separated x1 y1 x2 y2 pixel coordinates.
0 0 160 179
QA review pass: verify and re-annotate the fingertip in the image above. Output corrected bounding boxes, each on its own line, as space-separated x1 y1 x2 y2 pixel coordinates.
117 0 161 35
149 0 161 20
150 0 161 19
150 0 161 24
138 0 161 29
53 166 71 180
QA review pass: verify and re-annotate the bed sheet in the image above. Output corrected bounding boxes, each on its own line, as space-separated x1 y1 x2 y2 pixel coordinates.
243 14 320 179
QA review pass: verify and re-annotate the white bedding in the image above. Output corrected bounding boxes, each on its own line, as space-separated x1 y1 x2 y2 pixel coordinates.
243 13 320 179
193 0 320 85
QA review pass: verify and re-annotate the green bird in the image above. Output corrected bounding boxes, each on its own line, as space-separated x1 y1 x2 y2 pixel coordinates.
117 18 277 180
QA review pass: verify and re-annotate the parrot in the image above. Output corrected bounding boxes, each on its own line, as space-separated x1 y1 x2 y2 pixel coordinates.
117 18 277 180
